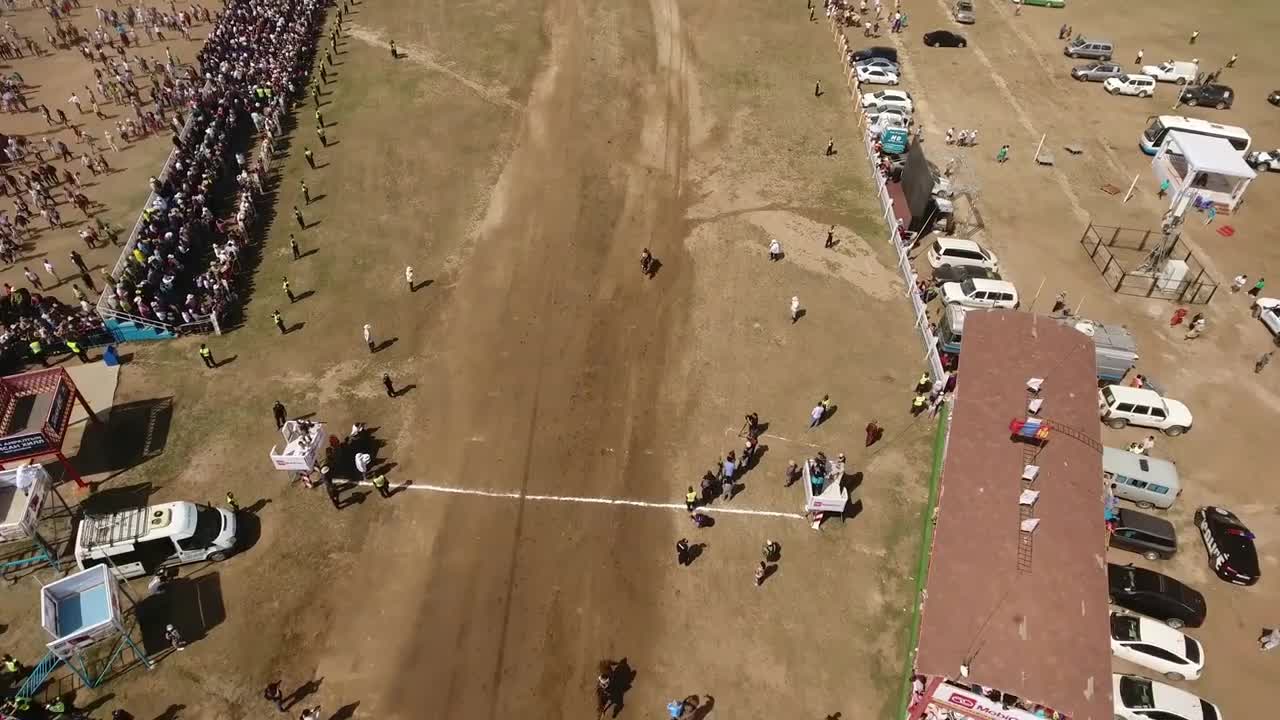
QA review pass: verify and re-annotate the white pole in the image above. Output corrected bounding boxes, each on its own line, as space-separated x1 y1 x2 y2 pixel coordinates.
1122 173 1141 203
1033 133 1046 164
1029 276 1046 312
1074 297 1085 318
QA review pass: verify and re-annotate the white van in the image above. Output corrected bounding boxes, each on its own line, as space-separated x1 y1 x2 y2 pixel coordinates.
75 502 238 579
1098 385 1193 436
940 278 1019 309
1141 60 1198 85
1104 74 1157 98
926 237 999 272
1103 447 1182 509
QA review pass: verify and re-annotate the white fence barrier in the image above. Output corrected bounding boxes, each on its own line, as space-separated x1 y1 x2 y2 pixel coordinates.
829 17 946 383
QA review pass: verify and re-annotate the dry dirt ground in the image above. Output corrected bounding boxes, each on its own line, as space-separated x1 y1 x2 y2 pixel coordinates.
834 0 1280 715
0 0 944 719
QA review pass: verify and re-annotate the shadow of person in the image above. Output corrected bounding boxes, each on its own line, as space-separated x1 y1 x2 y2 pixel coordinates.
329 701 360 720
286 678 324 710
689 695 715 720
687 543 707 565
151 704 185 720
245 498 273 514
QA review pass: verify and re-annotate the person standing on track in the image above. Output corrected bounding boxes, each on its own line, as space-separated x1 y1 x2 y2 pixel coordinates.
364 323 374 352
676 538 690 566
273 401 287 429
383 372 396 397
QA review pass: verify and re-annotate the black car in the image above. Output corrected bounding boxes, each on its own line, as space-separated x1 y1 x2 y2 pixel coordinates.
1194 506 1260 586
923 30 967 48
1109 509 1178 561
931 265 1000 286
851 46 899 64
1179 83 1234 109
1107 562 1206 629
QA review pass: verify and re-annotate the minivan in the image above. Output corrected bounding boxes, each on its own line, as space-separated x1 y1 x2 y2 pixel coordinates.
1064 37 1114 61
1098 385 1193 436
1104 74 1157 98
926 237 999 272
75 502 238 579
940 278 1018 310
1103 447 1181 509
1109 508 1178 560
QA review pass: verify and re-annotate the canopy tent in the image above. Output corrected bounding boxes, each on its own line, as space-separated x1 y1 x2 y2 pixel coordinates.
1152 131 1256 214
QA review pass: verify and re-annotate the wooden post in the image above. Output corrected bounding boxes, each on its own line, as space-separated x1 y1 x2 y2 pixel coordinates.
1032 133 1046 164
1122 173 1140 203
56 450 87 488
1029 277 1046 311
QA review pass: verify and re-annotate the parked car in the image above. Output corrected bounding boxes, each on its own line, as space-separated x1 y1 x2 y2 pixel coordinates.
931 265 1000 286
1194 506 1260 586
1112 674 1221 720
864 105 912 127
1110 612 1205 681
926 237 999 271
1141 60 1198 84
1246 150 1280 172
1063 37 1114 61
1071 61 1124 82
1104 74 1157 98
951 0 975 23
856 65 900 85
854 57 900 74
850 46 898 64
1252 298 1280 336
1110 509 1178 561
1022 0 1065 6
1178 83 1233 109
923 30 967 48
1098 385 1193 436
860 89 913 112
1107 562 1207 629
940 278 1018 310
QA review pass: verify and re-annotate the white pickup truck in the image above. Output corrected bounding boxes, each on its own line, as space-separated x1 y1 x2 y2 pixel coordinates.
1141 60 1198 84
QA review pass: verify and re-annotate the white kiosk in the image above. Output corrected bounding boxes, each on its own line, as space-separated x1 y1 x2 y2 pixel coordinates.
0 464 73 575
1152 130 1256 214
269 420 328 480
803 454 850 524
18 565 151 697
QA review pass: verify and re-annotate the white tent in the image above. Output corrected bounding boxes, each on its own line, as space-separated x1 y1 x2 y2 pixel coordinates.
1152 131 1256 214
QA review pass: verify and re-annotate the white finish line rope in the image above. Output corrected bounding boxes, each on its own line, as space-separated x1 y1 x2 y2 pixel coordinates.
349 480 805 520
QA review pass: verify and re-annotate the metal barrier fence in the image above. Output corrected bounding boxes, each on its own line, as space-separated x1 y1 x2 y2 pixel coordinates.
828 18 946 382
1079 223 1219 304
93 90 219 336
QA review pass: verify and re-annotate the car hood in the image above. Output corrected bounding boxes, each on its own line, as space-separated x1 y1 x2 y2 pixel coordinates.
1163 398 1193 426
940 283 965 303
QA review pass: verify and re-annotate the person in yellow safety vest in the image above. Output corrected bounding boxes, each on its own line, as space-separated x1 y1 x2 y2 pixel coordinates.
684 486 698 512
29 339 47 367
0 653 20 675
66 339 88 363
199 343 215 368
45 695 67 717
371 473 390 498
911 393 927 415
915 372 931 394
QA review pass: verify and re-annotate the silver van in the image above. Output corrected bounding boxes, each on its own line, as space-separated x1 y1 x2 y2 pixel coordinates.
1103 447 1181 509
1064 37 1114 61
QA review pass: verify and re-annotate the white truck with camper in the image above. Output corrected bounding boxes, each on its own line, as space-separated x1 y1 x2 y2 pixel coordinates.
75 502 238 579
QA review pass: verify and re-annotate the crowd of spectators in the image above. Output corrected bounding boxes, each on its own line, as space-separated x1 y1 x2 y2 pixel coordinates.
99 0 326 328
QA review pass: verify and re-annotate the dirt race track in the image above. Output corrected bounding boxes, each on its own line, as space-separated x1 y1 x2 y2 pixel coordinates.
0 0 938 718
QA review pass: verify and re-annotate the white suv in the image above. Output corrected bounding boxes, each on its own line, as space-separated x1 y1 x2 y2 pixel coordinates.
1104 74 1157 97
940 278 1018 310
1098 385 1193 436
926 237 999 272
